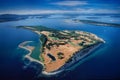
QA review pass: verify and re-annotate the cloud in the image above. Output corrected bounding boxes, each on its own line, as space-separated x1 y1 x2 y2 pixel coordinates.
75 8 120 14
0 9 119 15
50 1 88 6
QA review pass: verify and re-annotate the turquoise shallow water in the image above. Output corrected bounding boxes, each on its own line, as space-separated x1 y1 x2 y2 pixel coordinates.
0 15 120 80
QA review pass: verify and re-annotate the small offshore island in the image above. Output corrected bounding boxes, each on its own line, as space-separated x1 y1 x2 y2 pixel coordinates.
17 26 105 76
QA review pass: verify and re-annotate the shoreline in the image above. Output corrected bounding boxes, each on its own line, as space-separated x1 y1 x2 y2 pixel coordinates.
18 41 44 67
18 41 63 76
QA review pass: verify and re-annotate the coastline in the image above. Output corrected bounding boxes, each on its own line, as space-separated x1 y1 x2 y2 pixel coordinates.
18 41 44 67
59 42 103 71
19 40 64 76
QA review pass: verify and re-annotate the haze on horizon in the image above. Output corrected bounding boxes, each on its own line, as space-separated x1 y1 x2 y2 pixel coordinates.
0 0 120 15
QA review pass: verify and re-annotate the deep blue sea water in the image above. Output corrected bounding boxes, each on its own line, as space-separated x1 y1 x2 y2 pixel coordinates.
0 15 120 80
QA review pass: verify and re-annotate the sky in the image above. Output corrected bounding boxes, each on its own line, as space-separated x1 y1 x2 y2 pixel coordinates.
0 0 120 14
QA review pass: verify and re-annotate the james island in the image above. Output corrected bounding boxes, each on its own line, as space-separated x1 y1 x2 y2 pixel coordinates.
17 26 105 76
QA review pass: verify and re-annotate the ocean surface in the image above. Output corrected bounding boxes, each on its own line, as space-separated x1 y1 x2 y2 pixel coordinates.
0 14 120 80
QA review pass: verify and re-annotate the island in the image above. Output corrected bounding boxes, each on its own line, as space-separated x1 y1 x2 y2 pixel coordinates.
73 19 120 27
0 14 28 22
17 26 105 76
